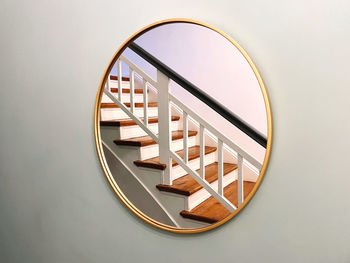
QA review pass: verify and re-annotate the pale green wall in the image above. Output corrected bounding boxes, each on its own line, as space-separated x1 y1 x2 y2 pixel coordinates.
1 0 350 262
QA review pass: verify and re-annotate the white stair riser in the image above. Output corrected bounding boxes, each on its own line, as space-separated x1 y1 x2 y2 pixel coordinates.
118 121 179 140
107 80 131 89
139 136 196 160
185 169 237 211
171 152 216 181
101 107 158 121
102 93 144 104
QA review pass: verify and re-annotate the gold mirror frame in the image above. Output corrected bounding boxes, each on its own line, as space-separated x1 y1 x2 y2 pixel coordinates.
94 18 273 234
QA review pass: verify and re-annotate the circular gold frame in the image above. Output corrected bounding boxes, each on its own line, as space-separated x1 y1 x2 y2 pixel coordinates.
94 18 273 234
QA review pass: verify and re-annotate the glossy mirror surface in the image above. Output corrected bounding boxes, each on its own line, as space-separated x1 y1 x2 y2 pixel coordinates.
94 19 272 233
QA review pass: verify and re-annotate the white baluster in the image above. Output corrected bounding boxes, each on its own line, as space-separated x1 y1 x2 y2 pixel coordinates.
237 153 243 206
183 111 188 164
143 79 148 127
218 139 223 196
199 124 205 179
129 68 135 113
157 70 172 185
106 74 111 92
117 59 122 102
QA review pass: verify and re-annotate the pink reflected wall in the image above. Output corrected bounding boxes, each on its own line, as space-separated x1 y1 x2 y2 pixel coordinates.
113 23 267 162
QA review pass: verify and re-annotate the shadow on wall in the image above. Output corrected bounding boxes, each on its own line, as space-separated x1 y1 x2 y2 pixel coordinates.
102 144 175 226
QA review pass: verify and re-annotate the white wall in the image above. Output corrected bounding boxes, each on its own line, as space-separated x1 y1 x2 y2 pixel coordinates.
1 1 350 263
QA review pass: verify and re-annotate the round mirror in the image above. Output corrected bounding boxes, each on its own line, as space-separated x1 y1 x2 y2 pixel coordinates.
94 19 272 233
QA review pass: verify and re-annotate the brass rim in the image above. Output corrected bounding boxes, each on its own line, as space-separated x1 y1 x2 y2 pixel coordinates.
94 18 273 234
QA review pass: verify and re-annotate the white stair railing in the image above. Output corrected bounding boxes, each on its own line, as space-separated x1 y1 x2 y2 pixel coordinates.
103 54 263 213
168 94 262 212
103 57 159 143
157 70 172 185
117 59 122 102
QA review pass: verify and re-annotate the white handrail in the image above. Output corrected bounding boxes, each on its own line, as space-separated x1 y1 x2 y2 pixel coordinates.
169 92 263 211
120 55 158 89
170 150 236 212
106 52 263 213
169 94 263 170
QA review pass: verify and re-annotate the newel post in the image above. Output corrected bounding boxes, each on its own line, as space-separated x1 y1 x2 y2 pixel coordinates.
157 70 172 185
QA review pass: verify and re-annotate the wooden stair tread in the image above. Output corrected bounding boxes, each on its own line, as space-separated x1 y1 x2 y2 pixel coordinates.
114 130 197 147
134 145 217 170
156 162 237 196
110 88 145 94
101 102 157 108
180 181 255 224
108 76 145 93
110 75 130 81
100 116 180 127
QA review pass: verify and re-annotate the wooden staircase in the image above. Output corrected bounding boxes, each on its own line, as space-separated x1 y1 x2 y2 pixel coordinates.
180 181 255 223
100 76 256 226
134 146 216 170
100 116 180 127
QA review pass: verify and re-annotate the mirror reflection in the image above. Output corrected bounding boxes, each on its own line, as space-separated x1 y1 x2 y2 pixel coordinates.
97 21 270 231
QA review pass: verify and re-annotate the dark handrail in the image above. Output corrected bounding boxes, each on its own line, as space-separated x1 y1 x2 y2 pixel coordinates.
128 42 267 148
